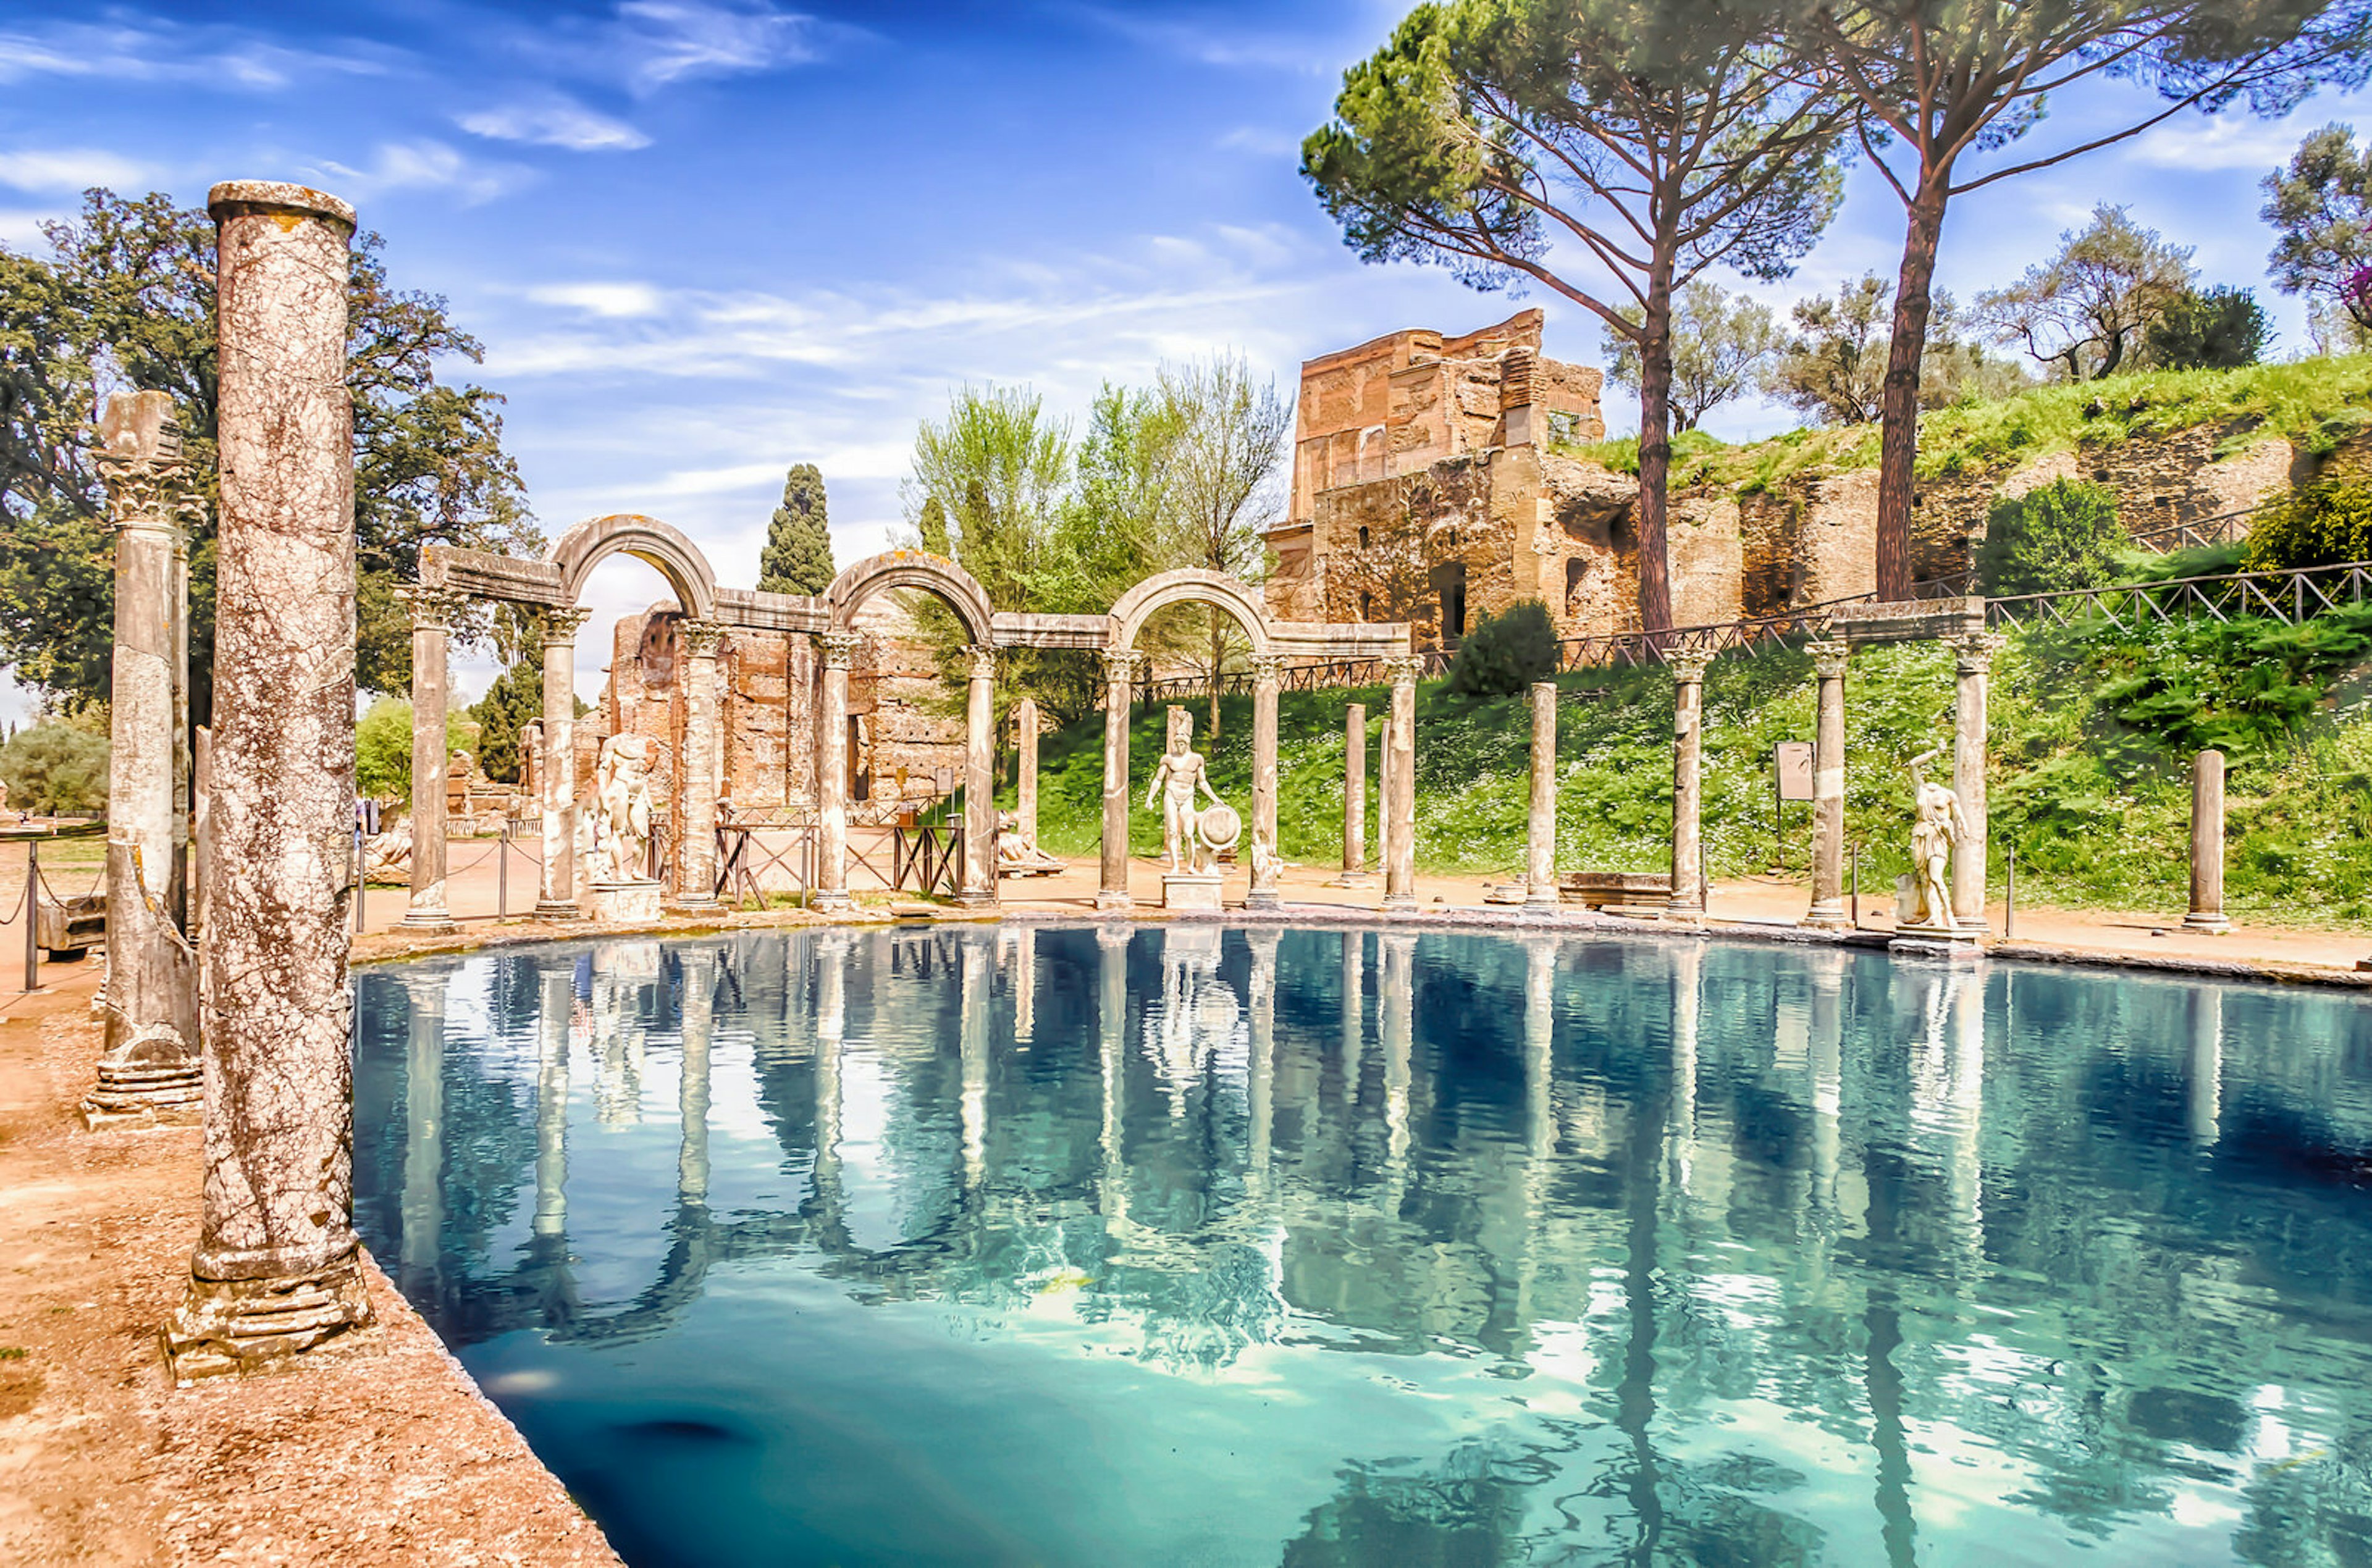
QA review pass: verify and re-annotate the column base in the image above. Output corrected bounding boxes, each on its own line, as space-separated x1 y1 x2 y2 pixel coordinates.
953 890 998 908
1094 889 1133 913
1801 900 1852 931
1325 871 1373 888
398 907 458 933
810 891 856 915
2182 912 2232 934
162 1254 374 1385
82 1028 202 1130
1244 886 1282 911
667 895 726 915
1381 894 1419 913
531 900 583 921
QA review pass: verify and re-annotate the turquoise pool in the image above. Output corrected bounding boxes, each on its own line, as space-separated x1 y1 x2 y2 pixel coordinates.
355 925 2372 1566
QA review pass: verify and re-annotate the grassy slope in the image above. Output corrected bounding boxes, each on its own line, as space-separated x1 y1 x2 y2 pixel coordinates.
1022 623 2372 924
1570 354 2372 494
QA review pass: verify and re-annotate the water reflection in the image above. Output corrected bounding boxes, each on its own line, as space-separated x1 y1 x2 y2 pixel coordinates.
355 928 2372 1568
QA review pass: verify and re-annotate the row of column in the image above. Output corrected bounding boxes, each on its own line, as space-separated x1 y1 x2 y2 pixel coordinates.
812 634 996 910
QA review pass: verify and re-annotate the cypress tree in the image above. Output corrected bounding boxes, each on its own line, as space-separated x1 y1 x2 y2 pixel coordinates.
757 463 836 595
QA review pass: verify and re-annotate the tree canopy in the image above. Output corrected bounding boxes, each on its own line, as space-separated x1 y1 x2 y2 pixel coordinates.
756 462 836 596
1602 280 1782 433
1977 204 2196 380
2263 123 2372 348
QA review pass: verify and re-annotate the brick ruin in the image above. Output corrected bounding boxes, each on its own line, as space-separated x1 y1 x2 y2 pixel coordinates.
1263 310 2302 643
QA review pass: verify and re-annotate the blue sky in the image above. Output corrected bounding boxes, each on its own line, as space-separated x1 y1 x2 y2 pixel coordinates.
4 1 2368 710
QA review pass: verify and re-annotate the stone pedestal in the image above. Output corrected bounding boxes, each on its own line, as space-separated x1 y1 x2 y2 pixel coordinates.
1097 650 1137 912
1890 925 1983 962
2185 748 2231 933
587 878 665 925
1802 639 1851 929
166 180 372 1382
1161 873 1225 912
1665 651 1710 921
1525 681 1560 908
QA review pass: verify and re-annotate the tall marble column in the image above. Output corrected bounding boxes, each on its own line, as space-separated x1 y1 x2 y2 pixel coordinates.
675 619 726 910
1951 633 2003 929
1803 638 1851 930
166 180 371 1381
1526 681 1559 908
86 390 202 1124
1335 702 1368 885
813 631 860 914
1014 696 1041 848
1382 655 1420 911
959 644 998 905
2185 749 2231 933
401 585 463 931
535 606 592 918
1666 650 1712 921
1248 653 1284 910
398 970 447 1299
1098 649 1138 912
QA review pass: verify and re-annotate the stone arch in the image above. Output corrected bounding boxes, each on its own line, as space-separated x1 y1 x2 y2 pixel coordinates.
825 550 996 645
1106 568 1273 656
547 514 720 622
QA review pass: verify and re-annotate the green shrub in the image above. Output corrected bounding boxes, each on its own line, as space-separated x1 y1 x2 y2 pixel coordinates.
0 719 108 816
356 697 413 802
1446 600 1558 697
2245 472 2372 571
1977 479 2125 596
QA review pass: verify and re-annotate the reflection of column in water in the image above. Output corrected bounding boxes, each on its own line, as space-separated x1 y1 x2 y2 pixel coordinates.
1096 925 1131 1236
1339 930 1365 1105
1380 933 1415 1175
592 941 660 1126
960 936 991 1187
678 947 714 1208
1007 925 1037 1046
1525 940 1557 1157
1945 966 1983 1260
1153 926 1229 1117
2190 986 2223 1146
1807 950 1844 1228
1247 929 1279 1183
534 968 571 1244
1668 942 1701 1197
814 933 848 1194
400 969 448 1294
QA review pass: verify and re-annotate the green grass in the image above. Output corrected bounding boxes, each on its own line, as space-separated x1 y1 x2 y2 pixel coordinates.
1020 610 2372 925
1560 354 2372 495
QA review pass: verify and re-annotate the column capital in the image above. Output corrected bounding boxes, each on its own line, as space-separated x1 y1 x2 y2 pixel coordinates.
1666 648 1713 684
97 449 202 535
1381 653 1425 687
1101 647 1142 682
962 644 998 682
819 630 862 670
678 618 727 658
1249 653 1290 685
398 584 467 632
542 606 594 645
1951 631 2007 674
1806 637 1849 680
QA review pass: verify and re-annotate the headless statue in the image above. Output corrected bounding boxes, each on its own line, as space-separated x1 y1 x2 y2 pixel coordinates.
1145 710 1221 873
1906 745 1969 929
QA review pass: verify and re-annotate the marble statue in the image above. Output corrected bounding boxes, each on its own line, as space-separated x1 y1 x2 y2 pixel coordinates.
1145 711 1222 873
1907 745 1969 931
360 817 412 881
594 734 656 884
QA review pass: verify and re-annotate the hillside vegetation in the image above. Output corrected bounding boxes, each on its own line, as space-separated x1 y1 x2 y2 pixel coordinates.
1022 595 2372 924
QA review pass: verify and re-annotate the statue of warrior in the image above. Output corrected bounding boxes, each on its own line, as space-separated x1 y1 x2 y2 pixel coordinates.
1144 710 1221 873
1906 745 1969 929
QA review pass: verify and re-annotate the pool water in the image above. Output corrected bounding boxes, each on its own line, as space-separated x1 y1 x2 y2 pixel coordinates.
354 925 2372 1567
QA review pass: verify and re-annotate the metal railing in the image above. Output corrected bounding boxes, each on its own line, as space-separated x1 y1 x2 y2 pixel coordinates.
1985 556 2372 634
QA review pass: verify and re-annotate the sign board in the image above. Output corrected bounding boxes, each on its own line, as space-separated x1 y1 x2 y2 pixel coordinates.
1775 742 1815 802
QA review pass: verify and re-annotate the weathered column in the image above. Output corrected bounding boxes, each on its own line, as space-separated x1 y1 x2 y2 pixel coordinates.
813 631 859 913
534 605 592 918
401 585 463 931
1667 650 1712 921
86 390 203 1125
164 180 370 1380
1951 633 2003 929
1248 653 1284 910
1098 649 1137 912
959 644 997 905
2185 748 2231 933
1014 695 1041 847
675 619 726 910
1382 654 1420 911
1526 680 1560 908
398 969 447 1299
1802 638 1851 930
1335 702 1368 886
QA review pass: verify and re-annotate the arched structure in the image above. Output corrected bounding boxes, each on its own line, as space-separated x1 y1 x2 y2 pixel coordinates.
550 514 720 623
1107 568 1274 658
825 550 995 644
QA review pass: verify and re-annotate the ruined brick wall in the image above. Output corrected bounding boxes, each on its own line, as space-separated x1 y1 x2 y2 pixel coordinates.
849 593 965 802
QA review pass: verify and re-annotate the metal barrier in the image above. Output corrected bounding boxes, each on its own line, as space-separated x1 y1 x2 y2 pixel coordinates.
1984 558 2372 634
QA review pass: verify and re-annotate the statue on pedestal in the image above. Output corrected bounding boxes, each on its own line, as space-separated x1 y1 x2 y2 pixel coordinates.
1906 745 1968 931
593 734 657 885
1145 709 1222 874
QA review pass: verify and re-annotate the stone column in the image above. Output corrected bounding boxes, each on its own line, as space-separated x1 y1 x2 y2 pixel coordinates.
86 390 203 1124
1382 655 1420 911
1014 696 1041 847
401 585 464 931
1802 638 1851 930
1098 649 1137 912
1951 633 2003 929
165 180 370 1381
674 619 726 910
534 606 592 918
2185 749 2231 933
1248 654 1284 910
398 970 447 1299
813 631 859 913
1336 702 1368 885
1667 650 1712 921
1526 681 1560 908
959 644 997 905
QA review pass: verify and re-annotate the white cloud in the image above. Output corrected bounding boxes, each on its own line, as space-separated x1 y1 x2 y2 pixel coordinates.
2128 112 2319 174
0 20 384 90
615 0 828 92
313 141 524 206
0 148 151 193
1217 126 1303 159
460 99 651 153
528 281 670 317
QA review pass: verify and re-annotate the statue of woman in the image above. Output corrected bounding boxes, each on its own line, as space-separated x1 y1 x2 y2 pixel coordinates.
594 734 655 883
1906 745 1968 929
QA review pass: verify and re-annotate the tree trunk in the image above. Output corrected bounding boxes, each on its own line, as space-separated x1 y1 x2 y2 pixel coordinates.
1635 280 1677 637
1875 180 1950 603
